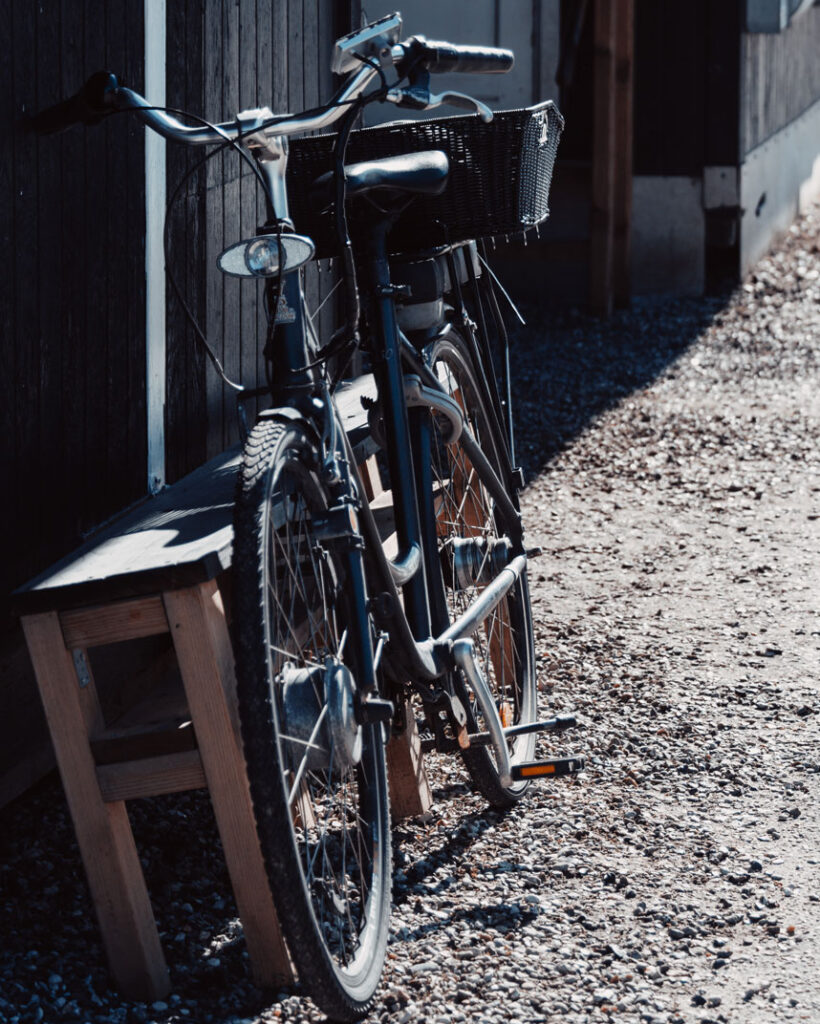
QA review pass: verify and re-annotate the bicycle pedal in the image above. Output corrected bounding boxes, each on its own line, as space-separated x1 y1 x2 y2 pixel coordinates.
510 756 585 781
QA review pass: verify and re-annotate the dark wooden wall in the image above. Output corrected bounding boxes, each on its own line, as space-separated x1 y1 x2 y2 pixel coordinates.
165 0 347 483
557 0 742 174
1 0 352 616
633 0 741 176
0 0 355 809
0 0 146 625
740 6 820 155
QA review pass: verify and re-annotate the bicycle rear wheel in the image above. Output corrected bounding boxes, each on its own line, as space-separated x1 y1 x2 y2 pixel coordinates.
233 417 390 1021
427 330 537 807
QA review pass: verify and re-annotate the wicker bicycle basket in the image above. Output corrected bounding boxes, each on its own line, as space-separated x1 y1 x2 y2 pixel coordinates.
286 100 564 260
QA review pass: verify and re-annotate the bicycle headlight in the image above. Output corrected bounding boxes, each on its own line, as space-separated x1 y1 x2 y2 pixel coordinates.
217 233 315 278
245 236 280 275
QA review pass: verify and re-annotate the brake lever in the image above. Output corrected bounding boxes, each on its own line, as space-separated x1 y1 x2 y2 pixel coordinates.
385 87 493 123
429 90 493 123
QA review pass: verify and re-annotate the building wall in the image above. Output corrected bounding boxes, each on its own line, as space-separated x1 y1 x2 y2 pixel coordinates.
163 0 344 483
0 0 147 623
740 6 820 155
0 0 354 810
2 0 350 614
739 6 820 273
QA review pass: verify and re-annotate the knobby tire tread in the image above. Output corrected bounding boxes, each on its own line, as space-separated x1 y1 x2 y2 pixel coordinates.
233 418 390 1022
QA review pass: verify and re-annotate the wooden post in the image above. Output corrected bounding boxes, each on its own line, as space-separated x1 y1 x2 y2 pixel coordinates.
590 0 617 316
613 0 634 307
21 612 171 1002
163 581 294 988
386 702 433 820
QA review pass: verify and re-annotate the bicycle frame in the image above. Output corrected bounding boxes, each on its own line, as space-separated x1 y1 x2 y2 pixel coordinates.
107 58 531 777
245 133 529 762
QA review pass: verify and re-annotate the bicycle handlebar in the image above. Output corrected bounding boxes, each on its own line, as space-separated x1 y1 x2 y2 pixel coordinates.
30 61 378 145
30 31 514 143
28 70 118 134
401 36 514 74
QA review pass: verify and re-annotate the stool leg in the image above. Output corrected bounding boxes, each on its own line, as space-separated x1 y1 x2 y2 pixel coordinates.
163 582 294 988
21 612 170 1001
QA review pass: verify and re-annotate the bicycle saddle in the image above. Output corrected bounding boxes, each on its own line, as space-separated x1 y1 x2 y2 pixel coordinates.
311 150 449 203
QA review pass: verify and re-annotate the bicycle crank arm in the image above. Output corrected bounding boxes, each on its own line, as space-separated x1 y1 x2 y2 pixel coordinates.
450 637 512 785
466 713 578 746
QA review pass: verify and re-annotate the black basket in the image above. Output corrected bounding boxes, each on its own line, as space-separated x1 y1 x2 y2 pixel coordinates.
287 100 564 260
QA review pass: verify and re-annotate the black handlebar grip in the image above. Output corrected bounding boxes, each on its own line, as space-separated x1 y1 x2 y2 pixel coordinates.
29 71 119 135
409 36 514 74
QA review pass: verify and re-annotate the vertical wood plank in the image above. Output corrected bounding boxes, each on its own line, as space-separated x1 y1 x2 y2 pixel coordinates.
12 0 40 587
222 0 241 449
163 582 294 987
105 0 132 505
589 0 616 316
302 1 320 324
205 0 226 459
316 0 338 348
273 0 289 113
83 0 108 528
35 1 62 585
186 0 207 474
165 0 188 483
256 0 274 398
239 0 259 404
0 0 14 610
21 612 170 1001
287 0 305 115
58 0 87 552
612 0 633 308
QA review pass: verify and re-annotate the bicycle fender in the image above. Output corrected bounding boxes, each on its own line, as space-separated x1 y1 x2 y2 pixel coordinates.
257 404 321 439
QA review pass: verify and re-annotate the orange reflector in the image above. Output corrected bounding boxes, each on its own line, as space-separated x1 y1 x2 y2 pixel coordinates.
520 763 556 777
500 701 512 728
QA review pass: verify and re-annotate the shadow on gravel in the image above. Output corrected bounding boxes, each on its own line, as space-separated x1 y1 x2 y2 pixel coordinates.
392 805 504 906
508 292 732 480
0 780 277 1023
394 899 540 946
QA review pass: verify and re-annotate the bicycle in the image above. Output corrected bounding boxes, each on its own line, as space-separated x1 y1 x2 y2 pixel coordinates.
33 13 583 1020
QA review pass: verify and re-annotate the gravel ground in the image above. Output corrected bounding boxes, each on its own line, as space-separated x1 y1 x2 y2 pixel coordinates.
1 204 818 1024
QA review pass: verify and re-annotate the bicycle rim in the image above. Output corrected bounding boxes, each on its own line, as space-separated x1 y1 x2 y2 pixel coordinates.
427 331 537 806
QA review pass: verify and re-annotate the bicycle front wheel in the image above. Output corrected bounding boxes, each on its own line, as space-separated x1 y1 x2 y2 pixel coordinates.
427 330 538 808
233 417 390 1021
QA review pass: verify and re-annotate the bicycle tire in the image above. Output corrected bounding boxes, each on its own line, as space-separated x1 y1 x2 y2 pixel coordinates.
427 330 538 807
233 417 390 1021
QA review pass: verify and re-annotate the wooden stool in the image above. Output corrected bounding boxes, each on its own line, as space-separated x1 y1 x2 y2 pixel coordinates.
15 450 292 1001
14 390 432 1001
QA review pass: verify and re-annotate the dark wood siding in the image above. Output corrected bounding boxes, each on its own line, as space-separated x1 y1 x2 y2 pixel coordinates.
633 0 708 177
164 0 347 481
2 0 354 611
1 0 146 624
1 0 355 810
740 6 820 155
632 1 741 175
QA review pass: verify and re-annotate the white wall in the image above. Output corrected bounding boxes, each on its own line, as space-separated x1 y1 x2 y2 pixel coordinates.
739 97 820 274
